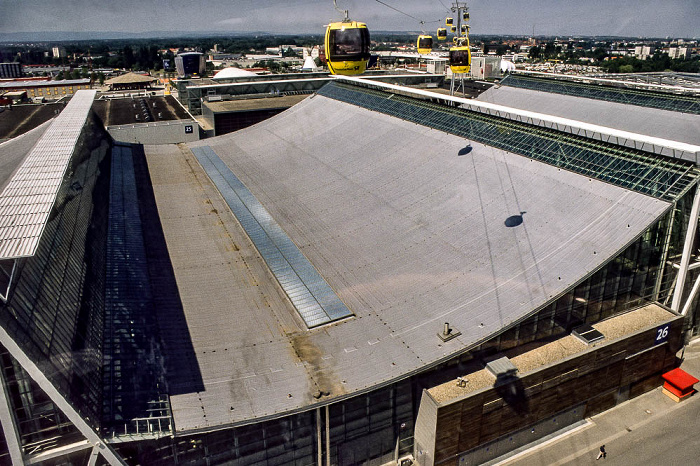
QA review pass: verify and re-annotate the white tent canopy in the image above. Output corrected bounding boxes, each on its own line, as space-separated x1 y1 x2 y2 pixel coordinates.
212 67 258 80
301 56 319 72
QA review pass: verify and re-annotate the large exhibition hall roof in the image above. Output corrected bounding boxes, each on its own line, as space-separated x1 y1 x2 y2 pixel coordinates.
151 84 672 433
477 83 700 146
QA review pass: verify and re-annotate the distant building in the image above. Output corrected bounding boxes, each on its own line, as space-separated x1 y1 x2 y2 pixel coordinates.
0 62 22 79
0 78 90 100
303 46 321 60
104 72 157 91
175 52 206 77
425 57 447 75
668 47 689 59
469 55 502 80
267 45 304 57
634 45 655 59
51 46 67 59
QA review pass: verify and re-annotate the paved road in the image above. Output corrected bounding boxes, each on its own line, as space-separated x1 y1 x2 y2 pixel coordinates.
502 339 700 465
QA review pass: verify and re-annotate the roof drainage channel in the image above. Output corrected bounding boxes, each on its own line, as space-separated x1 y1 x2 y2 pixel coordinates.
192 146 353 328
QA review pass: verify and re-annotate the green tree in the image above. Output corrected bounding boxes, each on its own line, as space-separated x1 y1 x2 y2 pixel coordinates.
528 46 542 60
123 46 135 69
619 64 634 73
543 42 557 58
281 47 299 58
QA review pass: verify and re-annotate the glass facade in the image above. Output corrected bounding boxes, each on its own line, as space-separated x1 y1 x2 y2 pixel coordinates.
0 113 111 454
500 74 700 114
103 143 170 437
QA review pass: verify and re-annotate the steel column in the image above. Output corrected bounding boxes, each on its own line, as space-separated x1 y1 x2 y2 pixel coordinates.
316 408 322 466
681 273 700 316
0 362 24 465
0 325 127 466
672 186 700 311
325 405 331 466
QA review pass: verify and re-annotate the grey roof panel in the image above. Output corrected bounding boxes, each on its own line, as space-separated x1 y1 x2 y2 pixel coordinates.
191 144 354 328
477 84 700 146
157 92 672 432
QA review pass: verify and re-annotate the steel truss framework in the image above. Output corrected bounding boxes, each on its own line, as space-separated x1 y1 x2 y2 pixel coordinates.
318 81 700 202
501 74 700 114
0 325 127 465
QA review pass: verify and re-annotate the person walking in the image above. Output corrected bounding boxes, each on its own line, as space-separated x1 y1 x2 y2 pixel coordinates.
596 445 606 460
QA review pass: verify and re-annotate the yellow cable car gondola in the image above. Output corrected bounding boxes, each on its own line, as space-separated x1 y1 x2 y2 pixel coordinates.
450 25 457 33
437 28 447 40
445 17 453 26
463 12 470 21
461 24 467 34
417 35 433 54
324 2 371 75
449 37 471 74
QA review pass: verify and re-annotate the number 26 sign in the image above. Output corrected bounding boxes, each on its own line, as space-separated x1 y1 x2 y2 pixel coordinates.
655 324 670 344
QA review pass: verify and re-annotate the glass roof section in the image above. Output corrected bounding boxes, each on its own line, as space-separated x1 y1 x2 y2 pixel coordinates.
318 81 699 202
500 74 700 114
192 146 354 328
0 90 96 260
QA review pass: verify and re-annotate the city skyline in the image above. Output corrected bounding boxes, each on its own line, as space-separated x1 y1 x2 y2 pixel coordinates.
0 0 698 39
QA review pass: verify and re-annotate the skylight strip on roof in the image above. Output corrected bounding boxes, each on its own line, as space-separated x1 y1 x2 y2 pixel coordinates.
0 90 96 260
192 146 354 328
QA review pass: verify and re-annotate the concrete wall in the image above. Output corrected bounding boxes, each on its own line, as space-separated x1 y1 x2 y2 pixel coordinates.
414 391 439 466
106 119 199 145
414 313 684 466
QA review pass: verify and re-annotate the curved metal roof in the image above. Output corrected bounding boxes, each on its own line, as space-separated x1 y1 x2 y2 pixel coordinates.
158 91 670 432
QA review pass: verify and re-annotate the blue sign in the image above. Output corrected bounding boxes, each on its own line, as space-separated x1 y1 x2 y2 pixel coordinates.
655 323 670 344
163 59 171 70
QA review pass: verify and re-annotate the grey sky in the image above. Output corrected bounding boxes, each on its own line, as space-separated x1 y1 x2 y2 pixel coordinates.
0 0 698 37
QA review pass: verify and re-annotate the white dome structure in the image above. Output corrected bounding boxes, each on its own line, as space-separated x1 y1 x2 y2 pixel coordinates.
500 60 516 73
212 67 259 80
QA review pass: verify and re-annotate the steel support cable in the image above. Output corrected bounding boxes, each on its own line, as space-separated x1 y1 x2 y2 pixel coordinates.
374 0 442 27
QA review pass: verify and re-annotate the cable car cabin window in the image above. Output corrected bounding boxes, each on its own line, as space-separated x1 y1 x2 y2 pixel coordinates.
418 37 432 49
329 28 370 61
450 49 471 65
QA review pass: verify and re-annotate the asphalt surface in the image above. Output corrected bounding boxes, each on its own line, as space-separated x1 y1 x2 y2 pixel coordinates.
499 338 700 465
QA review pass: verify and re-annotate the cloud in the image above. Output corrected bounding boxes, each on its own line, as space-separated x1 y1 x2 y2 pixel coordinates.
217 17 245 26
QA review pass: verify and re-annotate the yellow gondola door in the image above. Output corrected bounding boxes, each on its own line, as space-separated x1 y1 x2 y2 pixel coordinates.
324 21 371 75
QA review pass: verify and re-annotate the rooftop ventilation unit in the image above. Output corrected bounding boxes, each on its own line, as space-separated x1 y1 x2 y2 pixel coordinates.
485 355 518 379
571 323 605 345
